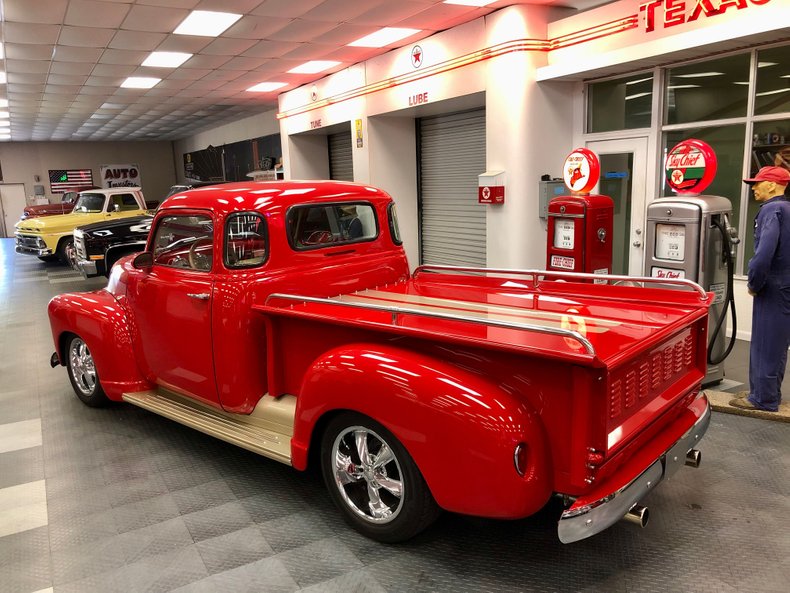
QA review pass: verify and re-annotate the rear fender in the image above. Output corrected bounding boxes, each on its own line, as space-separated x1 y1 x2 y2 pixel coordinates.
292 343 553 519
48 290 150 400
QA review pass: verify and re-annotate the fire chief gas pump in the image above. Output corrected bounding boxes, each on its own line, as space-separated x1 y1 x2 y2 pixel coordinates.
645 139 739 386
546 148 614 279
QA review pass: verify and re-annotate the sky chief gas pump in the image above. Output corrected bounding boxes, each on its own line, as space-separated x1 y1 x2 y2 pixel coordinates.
546 148 614 278
645 140 739 386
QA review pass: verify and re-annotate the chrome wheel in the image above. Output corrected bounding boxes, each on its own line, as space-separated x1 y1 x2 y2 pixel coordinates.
69 337 97 397
331 425 404 524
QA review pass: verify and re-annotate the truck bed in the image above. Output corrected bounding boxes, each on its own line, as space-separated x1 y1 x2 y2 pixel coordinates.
256 266 711 370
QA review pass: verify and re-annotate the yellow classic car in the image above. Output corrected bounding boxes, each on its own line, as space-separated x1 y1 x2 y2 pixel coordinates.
15 187 148 263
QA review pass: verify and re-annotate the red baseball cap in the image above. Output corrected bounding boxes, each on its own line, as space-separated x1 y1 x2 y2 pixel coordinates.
743 165 790 185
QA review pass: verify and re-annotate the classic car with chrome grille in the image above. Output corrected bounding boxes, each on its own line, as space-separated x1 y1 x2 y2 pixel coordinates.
15 187 149 263
47 181 713 544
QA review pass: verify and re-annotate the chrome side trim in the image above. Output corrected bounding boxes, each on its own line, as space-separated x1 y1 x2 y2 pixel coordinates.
557 401 711 544
122 390 295 465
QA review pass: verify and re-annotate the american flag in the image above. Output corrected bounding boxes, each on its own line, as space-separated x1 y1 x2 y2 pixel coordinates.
49 169 94 194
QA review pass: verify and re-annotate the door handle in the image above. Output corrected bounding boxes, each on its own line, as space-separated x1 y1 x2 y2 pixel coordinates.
187 293 210 300
633 240 642 247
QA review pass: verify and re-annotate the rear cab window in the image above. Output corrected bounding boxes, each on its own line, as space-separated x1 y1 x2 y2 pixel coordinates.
286 203 378 250
224 213 268 268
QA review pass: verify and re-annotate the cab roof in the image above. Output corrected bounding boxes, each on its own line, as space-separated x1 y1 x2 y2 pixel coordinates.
158 180 393 215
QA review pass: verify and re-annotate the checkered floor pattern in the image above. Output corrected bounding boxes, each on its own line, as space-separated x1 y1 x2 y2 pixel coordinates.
0 238 788 593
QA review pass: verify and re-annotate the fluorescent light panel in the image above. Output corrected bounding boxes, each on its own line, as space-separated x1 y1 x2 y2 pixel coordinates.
625 92 651 100
0 99 7 108
288 61 340 74
674 72 724 78
142 52 193 68
174 10 242 37
0 72 6 84
121 77 161 89
625 77 652 86
349 27 420 48
667 85 701 90
247 82 287 92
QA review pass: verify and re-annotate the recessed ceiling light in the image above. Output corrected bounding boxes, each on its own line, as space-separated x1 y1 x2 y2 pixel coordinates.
625 77 652 86
288 61 341 75
142 52 193 68
0 43 4 60
756 88 790 97
0 111 9 119
758 61 777 68
349 27 421 48
0 99 7 108
174 10 242 37
121 77 161 89
625 92 651 100
0 72 6 84
443 0 496 6
667 85 701 90
247 82 287 92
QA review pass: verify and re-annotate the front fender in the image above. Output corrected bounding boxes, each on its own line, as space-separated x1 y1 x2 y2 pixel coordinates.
48 289 151 400
292 343 553 519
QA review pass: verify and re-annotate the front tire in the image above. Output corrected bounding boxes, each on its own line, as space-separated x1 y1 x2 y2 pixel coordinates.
321 412 439 543
57 236 74 265
66 335 110 407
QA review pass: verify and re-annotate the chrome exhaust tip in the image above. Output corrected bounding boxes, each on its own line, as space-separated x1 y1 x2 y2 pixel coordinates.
622 504 649 528
685 449 701 468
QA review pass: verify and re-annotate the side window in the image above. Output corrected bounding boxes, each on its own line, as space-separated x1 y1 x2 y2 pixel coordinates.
152 214 214 272
109 194 138 212
388 203 402 245
224 213 268 268
287 203 378 249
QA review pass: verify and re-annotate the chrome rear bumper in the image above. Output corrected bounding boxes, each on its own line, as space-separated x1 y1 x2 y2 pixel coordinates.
558 399 711 543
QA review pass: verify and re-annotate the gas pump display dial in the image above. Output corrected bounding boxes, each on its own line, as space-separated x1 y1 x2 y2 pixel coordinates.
655 223 685 261
553 219 575 249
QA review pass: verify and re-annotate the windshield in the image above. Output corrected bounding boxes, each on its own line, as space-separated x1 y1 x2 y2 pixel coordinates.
73 193 105 213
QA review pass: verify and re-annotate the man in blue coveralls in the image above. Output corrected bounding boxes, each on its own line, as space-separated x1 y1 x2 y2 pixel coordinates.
730 166 790 412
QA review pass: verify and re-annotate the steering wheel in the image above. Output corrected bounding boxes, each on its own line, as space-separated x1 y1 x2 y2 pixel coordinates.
304 230 333 245
188 237 213 270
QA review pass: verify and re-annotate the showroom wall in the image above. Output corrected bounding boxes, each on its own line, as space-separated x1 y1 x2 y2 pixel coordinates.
172 108 279 184
0 141 176 206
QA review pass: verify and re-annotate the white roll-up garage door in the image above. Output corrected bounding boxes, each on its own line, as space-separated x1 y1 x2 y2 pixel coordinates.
419 109 486 267
328 131 354 181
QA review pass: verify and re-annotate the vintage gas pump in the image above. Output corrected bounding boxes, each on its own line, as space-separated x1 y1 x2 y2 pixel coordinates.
546 148 614 279
645 139 739 386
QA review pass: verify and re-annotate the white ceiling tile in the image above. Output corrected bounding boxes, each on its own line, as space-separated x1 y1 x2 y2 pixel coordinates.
166 68 212 80
200 37 258 56
216 56 266 71
120 5 192 33
7 73 49 85
5 43 55 61
45 85 84 95
353 1 437 26
187 79 228 91
92 63 138 77
3 0 69 24
98 49 151 65
48 74 90 86
58 26 116 48
267 19 339 43
109 31 168 51
2 23 61 45
321 45 384 63
201 69 249 82
50 61 95 75
6 59 52 74
181 54 233 69
8 84 48 94
156 34 214 54
280 44 334 61
80 85 120 95
302 0 383 23
397 4 486 29
85 75 126 87
157 79 194 90
312 25 378 46
137 0 201 8
222 15 293 40
65 0 131 29
241 40 301 59
53 46 104 63
250 0 323 19
195 0 264 11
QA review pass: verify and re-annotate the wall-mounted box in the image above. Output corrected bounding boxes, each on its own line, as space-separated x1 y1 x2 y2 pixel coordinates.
538 180 566 219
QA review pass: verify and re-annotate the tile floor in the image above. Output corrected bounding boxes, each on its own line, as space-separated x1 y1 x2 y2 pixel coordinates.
0 237 788 593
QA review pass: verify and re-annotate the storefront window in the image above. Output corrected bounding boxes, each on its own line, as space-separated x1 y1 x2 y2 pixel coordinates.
665 54 750 124
587 73 653 133
745 119 790 263
662 125 746 268
754 45 790 116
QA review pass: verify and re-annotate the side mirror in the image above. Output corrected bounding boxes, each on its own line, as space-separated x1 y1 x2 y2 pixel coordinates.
132 251 153 270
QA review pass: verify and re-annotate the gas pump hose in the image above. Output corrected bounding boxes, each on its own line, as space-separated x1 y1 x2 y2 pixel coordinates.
707 217 737 365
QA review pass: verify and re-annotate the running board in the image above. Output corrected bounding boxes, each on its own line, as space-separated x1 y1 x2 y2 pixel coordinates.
122 390 294 465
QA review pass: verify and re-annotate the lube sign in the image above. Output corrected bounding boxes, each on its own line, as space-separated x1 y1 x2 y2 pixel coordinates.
639 0 771 32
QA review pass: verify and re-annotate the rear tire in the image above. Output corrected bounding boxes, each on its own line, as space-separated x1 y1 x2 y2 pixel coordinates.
321 412 439 543
66 335 110 407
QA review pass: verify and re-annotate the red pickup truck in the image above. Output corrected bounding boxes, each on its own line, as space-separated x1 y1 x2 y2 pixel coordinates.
48 181 712 544
21 188 96 219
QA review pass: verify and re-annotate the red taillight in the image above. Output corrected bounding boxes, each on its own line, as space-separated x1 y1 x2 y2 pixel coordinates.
514 443 528 476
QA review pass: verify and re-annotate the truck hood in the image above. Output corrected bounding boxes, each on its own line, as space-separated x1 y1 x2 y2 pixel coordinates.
16 211 106 234
78 214 152 234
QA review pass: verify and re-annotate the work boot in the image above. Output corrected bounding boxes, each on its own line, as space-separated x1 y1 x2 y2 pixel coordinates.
729 396 776 412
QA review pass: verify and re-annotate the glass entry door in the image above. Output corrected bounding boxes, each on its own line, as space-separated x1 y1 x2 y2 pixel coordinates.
585 138 648 276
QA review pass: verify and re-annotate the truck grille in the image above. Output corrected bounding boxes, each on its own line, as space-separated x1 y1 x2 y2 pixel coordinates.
608 329 695 420
74 235 86 259
16 234 44 249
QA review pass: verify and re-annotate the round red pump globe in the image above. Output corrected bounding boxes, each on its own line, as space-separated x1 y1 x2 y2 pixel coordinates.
665 139 717 195
563 148 600 195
